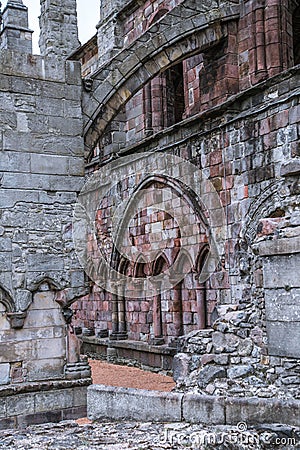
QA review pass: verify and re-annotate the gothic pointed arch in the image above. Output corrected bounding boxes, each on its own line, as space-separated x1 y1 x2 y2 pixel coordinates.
111 173 210 270
133 254 149 278
152 252 169 276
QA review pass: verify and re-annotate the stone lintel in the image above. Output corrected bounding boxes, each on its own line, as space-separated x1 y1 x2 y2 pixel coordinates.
256 237 300 256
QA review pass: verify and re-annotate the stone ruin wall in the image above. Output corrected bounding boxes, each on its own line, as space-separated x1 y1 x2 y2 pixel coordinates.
0 0 299 428
0 0 91 428
74 0 300 399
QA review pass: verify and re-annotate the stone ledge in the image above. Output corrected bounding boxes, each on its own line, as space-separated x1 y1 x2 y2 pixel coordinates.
88 385 183 422
280 159 300 177
88 385 300 427
225 397 300 427
0 378 91 398
82 336 177 355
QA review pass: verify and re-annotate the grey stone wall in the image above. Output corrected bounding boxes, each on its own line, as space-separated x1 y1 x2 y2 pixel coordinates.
39 0 80 57
0 51 86 312
0 35 90 424
0 382 88 429
0 1 33 54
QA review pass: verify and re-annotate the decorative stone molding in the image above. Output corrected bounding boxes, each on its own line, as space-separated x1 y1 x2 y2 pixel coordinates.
6 311 27 329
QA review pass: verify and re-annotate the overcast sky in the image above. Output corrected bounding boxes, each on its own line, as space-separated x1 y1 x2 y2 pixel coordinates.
3 0 100 53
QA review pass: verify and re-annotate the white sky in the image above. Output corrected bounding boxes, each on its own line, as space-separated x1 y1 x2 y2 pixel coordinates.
3 0 100 54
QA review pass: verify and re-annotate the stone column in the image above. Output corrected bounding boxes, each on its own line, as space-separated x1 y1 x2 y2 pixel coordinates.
0 0 33 53
172 282 183 337
115 280 128 339
117 281 126 334
195 285 207 329
151 78 164 132
39 0 80 57
152 285 164 345
253 0 267 81
143 83 153 136
110 292 119 336
110 281 128 340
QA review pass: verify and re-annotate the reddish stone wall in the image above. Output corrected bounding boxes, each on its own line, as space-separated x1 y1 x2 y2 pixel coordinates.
73 178 215 344
76 0 300 357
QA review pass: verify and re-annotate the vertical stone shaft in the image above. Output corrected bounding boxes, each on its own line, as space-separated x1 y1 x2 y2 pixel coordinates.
173 283 183 337
196 286 207 329
153 293 163 338
39 0 80 57
111 293 119 334
0 0 33 53
117 282 126 334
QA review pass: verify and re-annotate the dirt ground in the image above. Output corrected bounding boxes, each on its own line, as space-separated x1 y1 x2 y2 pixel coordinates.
89 360 176 392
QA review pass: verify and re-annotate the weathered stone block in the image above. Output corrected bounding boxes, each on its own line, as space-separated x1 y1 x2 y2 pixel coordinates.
24 358 65 382
27 254 64 272
0 363 10 385
88 385 182 422
31 291 58 310
227 364 253 379
197 366 226 388
172 353 191 382
15 289 32 312
6 393 35 416
24 309 65 328
225 397 300 427
182 393 225 424
265 289 300 322
0 399 7 418
266 321 300 358
34 389 74 413
0 238 11 252
263 254 300 289
31 154 69 175
73 386 88 407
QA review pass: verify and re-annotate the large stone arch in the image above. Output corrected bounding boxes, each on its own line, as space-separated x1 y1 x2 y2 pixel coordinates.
82 0 240 155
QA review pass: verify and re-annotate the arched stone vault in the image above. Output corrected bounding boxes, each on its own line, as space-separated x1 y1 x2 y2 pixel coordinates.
82 0 240 155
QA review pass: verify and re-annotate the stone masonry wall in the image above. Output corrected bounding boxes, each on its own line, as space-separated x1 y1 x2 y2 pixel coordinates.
0 12 91 423
75 0 300 399
0 52 86 314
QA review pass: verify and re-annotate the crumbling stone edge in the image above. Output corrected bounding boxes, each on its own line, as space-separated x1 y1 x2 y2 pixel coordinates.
88 385 300 427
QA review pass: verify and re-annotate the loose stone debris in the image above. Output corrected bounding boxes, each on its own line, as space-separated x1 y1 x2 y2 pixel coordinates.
0 420 299 450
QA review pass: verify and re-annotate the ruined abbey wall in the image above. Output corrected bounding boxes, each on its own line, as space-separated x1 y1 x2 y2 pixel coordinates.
74 0 300 396
0 0 90 428
0 0 299 427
